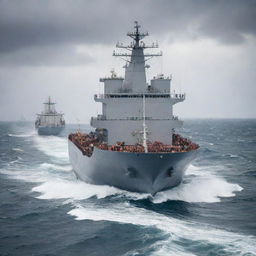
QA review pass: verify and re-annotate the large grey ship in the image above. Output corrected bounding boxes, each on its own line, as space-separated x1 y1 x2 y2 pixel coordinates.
68 22 199 194
35 97 65 135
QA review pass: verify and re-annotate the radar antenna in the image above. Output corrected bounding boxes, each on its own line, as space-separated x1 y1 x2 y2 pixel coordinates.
113 21 162 61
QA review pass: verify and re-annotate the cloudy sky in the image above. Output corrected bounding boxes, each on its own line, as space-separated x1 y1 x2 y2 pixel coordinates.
0 0 255 122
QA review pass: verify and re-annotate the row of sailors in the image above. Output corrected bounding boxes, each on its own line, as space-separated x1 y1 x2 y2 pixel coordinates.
69 132 199 156
68 133 97 157
101 141 198 153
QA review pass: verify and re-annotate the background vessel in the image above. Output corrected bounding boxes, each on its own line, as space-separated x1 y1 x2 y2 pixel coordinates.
35 97 65 136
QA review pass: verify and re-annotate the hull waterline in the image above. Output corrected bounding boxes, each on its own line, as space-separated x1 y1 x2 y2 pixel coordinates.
37 126 64 136
68 140 198 194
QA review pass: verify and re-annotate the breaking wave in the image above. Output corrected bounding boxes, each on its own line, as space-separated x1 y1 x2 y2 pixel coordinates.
8 156 23 164
33 136 69 163
40 163 72 172
2 163 238 208
8 131 36 138
152 165 243 203
12 148 24 152
68 203 256 255
32 179 122 200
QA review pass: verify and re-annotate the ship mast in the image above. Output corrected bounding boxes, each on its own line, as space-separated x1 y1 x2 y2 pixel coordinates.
113 21 162 149
113 21 162 93
142 94 148 153
43 96 56 113
113 21 162 55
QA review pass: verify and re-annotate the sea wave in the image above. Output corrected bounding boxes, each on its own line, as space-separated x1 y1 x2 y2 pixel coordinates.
153 165 243 204
12 148 24 152
153 176 242 204
29 165 242 204
2 160 243 204
68 203 256 256
32 179 122 200
1 122 255 256
40 163 72 172
8 131 35 138
33 135 69 163
222 153 239 158
8 156 23 165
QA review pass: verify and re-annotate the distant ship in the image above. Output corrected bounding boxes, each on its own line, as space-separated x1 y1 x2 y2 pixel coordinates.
68 22 199 194
35 97 65 135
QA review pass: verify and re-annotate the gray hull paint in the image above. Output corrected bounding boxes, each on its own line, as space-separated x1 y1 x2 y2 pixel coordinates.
37 126 64 136
68 140 198 194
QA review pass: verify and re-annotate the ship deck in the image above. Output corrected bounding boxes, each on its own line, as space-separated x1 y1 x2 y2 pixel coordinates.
68 132 199 157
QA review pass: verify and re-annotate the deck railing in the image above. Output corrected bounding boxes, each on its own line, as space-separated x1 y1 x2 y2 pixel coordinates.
94 93 185 100
91 115 180 121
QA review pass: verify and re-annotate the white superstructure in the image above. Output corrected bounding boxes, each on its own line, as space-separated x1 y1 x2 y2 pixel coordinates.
36 97 65 127
91 22 185 145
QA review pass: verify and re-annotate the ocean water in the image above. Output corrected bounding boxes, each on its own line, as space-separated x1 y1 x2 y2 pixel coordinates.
0 120 256 256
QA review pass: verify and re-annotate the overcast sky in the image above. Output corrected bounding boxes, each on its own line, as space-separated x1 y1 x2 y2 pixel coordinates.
0 0 256 122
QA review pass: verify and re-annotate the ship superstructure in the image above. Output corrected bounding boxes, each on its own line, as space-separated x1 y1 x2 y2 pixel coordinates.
35 97 65 135
92 21 184 145
68 22 199 194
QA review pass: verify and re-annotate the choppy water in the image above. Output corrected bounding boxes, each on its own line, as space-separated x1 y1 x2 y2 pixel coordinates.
0 120 256 256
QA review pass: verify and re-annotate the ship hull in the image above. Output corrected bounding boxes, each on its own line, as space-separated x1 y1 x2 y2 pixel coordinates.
37 126 64 136
68 140 198 194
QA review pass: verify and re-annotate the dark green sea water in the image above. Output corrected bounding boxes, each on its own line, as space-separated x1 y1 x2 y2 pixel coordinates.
0 120 256 256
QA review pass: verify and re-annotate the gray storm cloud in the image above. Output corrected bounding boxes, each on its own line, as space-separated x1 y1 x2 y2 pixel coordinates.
0 0 255 121
0 0 256 65
0 45 93 67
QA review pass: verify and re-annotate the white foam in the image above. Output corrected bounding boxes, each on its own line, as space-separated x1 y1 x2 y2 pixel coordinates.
3 161 243 205
0 169 48 183
152 165 243 204
185 164 201 175
22 164 150 201
3 142 244 204
40 163 72 172
68 203 256 255
4 164 143 201
32 179 122 200
33 136 69 163
229 154 239 158
8 131 36 137
222 153 239 158
1 162 72 183
8 156 23 164
12 148 24 152
153 175 243 204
